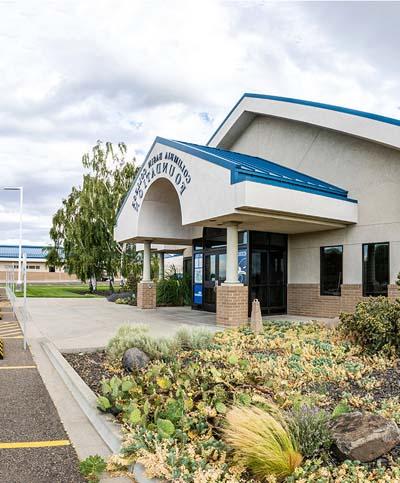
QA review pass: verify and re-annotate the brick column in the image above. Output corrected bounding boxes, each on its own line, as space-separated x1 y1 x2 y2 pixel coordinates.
216 284 248 327
137 281 157 309
388 284 399 300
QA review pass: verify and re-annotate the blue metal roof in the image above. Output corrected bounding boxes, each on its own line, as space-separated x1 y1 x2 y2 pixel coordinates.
116 133 357 220
0 245 48 260
207 93 400 145
161 137 356 203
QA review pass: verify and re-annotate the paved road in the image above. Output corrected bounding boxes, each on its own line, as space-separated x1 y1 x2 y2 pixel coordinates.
0 297 84 483
26 298 218 351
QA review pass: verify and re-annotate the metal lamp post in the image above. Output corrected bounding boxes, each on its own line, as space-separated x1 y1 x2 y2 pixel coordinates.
0 186 23 286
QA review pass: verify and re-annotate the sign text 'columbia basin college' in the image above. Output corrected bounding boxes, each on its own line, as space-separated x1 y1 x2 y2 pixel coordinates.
131 152 191 212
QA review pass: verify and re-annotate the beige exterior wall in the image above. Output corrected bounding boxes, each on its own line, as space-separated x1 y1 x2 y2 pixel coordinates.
230 115 400 289
0 260 65 273
0 260 77 282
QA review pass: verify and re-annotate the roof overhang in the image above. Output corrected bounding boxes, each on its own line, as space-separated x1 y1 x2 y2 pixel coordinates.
115 137 358 245
208 94 400 151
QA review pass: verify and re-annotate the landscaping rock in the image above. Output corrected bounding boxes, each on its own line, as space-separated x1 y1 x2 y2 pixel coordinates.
330 412 400 462
122 348 150 372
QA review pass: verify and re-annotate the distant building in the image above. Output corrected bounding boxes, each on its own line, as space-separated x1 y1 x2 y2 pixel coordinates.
0 245 76 283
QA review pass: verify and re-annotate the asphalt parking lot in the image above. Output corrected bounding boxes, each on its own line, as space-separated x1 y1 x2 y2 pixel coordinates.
0 296 84 483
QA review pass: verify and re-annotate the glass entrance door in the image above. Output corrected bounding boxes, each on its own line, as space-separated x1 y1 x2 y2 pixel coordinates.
203 253 226 312
249 232 287 315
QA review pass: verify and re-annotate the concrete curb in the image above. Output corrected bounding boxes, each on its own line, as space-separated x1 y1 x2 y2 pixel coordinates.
40 339 122 454
41 340 162 482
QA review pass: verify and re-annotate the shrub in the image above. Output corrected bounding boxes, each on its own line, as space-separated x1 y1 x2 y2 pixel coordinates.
106 324 213 363
338 297 400 354
79 455 106 482
157 268 191 306
224 405 302 481
286 404 332 458
107 325 175 362
107 291 132 303
174 327 214 350
125 272 140 293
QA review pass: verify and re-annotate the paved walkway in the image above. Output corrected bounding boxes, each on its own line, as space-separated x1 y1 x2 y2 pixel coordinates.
26 298 219 351
0 295 84 483
25 297 337 351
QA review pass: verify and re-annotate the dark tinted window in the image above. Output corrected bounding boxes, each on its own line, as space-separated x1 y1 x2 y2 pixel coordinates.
203 228 226 249
193 238 203 251
320 246 343 296
363 243 389 296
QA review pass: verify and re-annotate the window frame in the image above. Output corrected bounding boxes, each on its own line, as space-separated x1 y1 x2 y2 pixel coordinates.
320 245 343 297
362 242 390 297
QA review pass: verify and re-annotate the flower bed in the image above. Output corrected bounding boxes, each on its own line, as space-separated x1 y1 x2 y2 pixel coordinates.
68 322 400 482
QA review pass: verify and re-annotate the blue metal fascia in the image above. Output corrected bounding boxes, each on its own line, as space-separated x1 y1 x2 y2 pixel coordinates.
116 135 357 225
207 93 400 146
232 170 358 204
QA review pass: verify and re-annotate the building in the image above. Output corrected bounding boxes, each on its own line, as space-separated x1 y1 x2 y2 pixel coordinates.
0 245 76 283
115 93 400 325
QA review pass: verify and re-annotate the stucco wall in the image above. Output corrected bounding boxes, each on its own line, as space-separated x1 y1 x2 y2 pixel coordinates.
231 115 400 284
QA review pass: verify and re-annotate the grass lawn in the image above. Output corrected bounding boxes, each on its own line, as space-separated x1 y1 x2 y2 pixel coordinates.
15 283 110 298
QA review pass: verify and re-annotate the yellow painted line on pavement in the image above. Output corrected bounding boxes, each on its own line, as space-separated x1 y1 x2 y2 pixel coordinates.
0 365 36 370
2 336 23 339
0 440 71 449
0 329 22 335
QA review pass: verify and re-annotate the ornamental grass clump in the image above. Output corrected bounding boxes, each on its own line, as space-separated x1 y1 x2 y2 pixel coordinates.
106 324 214 363
106 325 176 362
286 404 332 458
224 405 303 481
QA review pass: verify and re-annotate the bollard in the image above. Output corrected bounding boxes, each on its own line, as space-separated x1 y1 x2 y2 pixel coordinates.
250 298 263 334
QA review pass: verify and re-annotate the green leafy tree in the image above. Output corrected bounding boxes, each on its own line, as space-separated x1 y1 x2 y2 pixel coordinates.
48 141 137 292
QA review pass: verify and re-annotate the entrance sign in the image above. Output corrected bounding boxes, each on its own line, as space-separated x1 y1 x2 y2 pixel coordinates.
132 151 192 212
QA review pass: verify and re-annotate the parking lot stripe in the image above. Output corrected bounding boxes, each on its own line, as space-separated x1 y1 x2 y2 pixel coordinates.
0 440 71 449
0 365 36 370
2 336 23 339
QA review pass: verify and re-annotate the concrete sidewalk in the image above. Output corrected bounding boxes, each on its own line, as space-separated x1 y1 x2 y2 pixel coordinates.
26 298 219 351
0 295 85 483
25 297 336 352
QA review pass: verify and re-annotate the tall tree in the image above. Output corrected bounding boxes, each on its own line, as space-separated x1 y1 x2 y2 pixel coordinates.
48 141 137 291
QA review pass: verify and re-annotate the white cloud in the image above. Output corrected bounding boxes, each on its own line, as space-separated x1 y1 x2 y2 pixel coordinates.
0 0 399 244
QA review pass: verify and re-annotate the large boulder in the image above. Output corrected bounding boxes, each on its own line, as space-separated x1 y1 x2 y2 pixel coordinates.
122 348 150 372
330 412 400 462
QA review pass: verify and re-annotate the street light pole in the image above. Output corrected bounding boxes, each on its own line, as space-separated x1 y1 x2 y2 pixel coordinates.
0 186 23 286
17 187 23 286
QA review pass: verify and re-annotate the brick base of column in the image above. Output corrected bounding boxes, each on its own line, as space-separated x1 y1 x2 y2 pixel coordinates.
137 281 157 309
216 284 248 327
388 284 399 300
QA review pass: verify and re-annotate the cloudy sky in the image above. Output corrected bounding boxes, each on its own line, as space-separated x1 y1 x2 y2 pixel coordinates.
0 1 399 245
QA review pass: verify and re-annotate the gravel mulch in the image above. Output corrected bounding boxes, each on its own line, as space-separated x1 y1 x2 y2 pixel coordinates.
63 350 119 395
